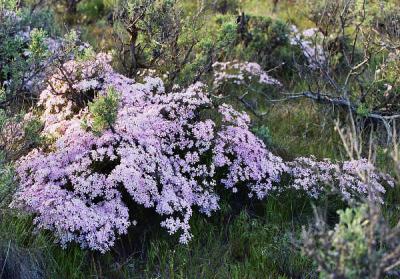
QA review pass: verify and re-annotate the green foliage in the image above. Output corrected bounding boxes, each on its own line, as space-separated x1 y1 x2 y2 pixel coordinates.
0 160 14 208
299 0 400 119
108 1 302 86
214 14 304 81
18 6 58 35
77 0 107 21
111 0 235 88
24 116 44 145
269 20 290 46
28 29 49 60
246 17 302 79
216 18 238 50
367 57 400 112
63 29 97 61
319 205 372 278
252 125 273 146
356 103 370 117
0 5 57 110
0 0 18 10
88 87 119 134
178 15 238 85
303 203 400 278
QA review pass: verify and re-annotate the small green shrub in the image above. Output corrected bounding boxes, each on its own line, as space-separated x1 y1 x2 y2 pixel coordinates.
303 204 400 278
0 3 57 110
88 87 119 134
252 125 273 146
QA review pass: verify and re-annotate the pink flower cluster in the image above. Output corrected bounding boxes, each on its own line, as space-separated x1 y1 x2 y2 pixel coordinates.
288 156 394 203
12 53 393 252
212 61 282 87
38 53 116 135
13 53 286 252
289 25 326 69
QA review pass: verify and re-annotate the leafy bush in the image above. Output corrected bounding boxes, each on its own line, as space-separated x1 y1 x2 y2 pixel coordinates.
111 0 206 84
302 204 400 278
228 14 305 80
88 86 119 134
0 3 57 110
252 125 273 146
295 0 400 127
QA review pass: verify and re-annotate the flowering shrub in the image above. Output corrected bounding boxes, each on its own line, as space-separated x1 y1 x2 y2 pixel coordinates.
289 26 326 69
288 156 394 203
38 52 114 135
212 61 282 87
11 53 394 252
12 53 287 252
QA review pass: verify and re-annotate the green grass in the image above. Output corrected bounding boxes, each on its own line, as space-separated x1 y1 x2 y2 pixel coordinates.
116 192 317 279
0 191 321 278
240 0 315 29
263 100 342 160
0 213 93 278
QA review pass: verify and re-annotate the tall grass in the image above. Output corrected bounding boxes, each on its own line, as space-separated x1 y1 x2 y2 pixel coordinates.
0 190 322 278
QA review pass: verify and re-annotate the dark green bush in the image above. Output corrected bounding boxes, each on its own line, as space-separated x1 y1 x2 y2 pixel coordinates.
0 2 57 111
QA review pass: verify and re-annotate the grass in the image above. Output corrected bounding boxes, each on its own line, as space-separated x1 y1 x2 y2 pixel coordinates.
0 213 93 278
263 100 343 160
240 0 315 29
0 190 322 278
114 192 317 278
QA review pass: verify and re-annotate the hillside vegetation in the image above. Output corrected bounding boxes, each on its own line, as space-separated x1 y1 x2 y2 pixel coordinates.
1 0 400 278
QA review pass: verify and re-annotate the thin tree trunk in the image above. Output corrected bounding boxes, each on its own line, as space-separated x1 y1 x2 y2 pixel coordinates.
129 28 139 77
66 0 78 15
